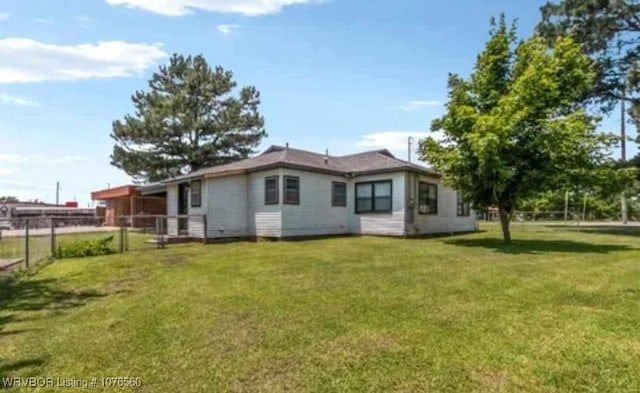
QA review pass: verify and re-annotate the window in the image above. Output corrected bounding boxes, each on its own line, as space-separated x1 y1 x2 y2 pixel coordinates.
190 180 202 208
283 176 300 205
355 180 392 213
332 182 347 207
457 191 470 216
418 182 437 215
265 176 279 205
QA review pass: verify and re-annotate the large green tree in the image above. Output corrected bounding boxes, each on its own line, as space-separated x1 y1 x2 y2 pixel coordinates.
538 1 640 222
422 16 622 243
111 54 267 183
538 0 640 127
0 196 19 203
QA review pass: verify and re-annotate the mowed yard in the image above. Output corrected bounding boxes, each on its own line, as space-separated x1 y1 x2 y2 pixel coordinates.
2 225 640 392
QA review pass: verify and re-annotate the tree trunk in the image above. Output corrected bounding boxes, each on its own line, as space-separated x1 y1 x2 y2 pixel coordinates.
498 205 512 244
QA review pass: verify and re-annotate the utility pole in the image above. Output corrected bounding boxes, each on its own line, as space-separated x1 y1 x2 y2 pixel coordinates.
408 136 414 163
55 181 60 206
621 83 628 224
617 31 629 225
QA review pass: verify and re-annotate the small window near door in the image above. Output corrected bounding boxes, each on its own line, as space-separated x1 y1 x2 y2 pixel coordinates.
190 180 202 208
457 191 470 216
332 182 347 207
283 176 300 205
418 182 437 215
265 176 279 205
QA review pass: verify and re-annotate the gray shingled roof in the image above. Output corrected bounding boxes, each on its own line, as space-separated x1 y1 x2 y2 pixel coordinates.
164 145 437 183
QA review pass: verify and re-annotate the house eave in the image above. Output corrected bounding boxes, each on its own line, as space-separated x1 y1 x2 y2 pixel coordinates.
160 163 440 183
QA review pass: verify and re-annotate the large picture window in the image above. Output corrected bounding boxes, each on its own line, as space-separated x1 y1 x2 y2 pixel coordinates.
265 176 279 205
355 180 392 214
457 191 470 216
190 180 202 208
332 182 347 207
283 176 300 205
418 182 437 215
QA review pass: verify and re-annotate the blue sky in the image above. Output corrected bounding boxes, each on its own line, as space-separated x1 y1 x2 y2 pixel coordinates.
0 0 633 206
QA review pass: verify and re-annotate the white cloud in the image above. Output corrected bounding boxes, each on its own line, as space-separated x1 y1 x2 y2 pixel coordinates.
217 24 239 35
0 179 49 191
355 131 446 164
0 13 10 21
0 93 37 106
33 18 54 24
0 168 19 176
0 39 167 83
0 154 29 163
42 155 85 164
400 100 442 112
0 154 85 164
355 131 432 151
106 0 314 16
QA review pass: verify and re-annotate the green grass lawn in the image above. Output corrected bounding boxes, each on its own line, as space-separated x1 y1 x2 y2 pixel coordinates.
2 225 640 392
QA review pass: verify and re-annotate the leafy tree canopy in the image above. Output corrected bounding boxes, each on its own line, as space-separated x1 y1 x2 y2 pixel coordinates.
0 196 19 203
421 16 632 243
538 0 640 117
111 54 267 183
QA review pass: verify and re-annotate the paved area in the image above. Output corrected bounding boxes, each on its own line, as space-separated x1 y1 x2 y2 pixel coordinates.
0 226 121 238
0 258 23 270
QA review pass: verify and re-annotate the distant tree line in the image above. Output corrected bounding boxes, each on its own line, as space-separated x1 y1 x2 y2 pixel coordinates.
0 196 19 203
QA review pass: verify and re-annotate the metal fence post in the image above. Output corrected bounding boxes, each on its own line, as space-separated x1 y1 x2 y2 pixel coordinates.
50 217 56 258
25 219 30 268
119 217 125 254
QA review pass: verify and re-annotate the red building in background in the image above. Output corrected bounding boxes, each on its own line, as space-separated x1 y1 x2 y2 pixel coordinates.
91 185 166 227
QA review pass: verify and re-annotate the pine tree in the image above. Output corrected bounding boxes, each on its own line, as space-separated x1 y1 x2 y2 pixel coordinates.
538 0 640 115
111 54 266 183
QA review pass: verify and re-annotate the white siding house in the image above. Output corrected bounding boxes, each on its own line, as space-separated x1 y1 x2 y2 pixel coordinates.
160 145 476 239
348 172 407 236
279 168 349 237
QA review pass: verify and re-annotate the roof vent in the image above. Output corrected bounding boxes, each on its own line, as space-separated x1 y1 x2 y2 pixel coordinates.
324 149 329 164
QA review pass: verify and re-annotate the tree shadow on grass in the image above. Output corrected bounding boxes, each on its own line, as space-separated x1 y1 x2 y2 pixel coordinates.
550 226 640 238
444 238 632 255
0 277 106 313
0 357 48 377
0 277 107 378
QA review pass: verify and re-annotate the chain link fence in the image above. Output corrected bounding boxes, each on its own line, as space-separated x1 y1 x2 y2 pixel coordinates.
479 210 638 233
0 215 206 273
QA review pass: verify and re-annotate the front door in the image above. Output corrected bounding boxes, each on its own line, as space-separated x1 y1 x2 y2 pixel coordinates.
178 183 189 234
